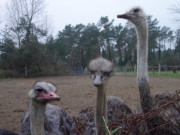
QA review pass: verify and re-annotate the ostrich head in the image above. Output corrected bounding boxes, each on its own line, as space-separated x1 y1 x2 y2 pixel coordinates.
28 82 60 103
117 7 147 26
88 57 113 87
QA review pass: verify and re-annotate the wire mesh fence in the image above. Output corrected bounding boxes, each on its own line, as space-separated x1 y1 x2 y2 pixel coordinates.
115 65 180 77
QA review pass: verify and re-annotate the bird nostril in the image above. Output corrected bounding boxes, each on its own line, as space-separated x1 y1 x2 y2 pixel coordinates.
94 84 100 87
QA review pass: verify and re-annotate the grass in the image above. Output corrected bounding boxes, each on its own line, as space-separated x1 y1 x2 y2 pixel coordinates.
103 116 122 135
115 71 180 78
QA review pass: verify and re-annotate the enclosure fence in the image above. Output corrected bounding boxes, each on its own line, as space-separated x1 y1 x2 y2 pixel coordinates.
115 65 180 77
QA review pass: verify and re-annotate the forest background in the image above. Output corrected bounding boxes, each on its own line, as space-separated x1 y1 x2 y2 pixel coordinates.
0 0 180 77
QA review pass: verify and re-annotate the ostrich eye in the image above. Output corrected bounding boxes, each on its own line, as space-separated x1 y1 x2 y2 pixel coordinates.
103 72 110 77
134 9 139 13
36 88 43 93
90 71 95 74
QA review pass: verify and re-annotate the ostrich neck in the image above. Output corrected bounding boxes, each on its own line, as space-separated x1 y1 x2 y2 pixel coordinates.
136 23 149 81
95 84 107 135
30 100 45 135
135 22 153 113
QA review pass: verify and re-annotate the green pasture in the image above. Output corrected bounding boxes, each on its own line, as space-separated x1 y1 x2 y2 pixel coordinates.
115 71 180 78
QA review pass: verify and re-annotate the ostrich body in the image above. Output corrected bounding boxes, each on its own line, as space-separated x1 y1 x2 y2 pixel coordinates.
21 82 77 135
78 57 132 135
117 7 180 134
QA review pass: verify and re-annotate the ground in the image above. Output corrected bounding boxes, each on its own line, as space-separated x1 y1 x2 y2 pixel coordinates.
0 75 179 133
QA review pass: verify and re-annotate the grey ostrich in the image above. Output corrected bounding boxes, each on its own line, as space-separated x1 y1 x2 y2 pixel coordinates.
0 82 61 135
22 82 60 135
78 57 132 135
1 82 77 135
21 81 77 135
117 7 180 134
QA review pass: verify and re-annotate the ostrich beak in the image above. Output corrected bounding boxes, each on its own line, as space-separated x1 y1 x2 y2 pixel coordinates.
117 13 130 19
93 75 103 87
50 92 60 101
39 92 60 101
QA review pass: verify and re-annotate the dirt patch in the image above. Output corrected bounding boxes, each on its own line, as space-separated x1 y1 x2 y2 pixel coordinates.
0 75 179 133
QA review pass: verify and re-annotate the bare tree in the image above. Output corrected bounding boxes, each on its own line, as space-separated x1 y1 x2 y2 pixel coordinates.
6 0 47 47
5 0 47 77
169 3 180 26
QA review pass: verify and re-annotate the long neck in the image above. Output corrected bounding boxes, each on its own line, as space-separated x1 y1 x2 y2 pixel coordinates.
135 20 153 113
30 100 46 135
95 84 107 135
136 21 149 81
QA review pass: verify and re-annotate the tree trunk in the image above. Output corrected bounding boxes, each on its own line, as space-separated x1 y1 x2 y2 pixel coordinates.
106 39 112 61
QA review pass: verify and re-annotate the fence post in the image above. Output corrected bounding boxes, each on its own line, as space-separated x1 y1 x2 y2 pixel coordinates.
158 64 161 76
152 66 154 75
124 66 127 76
25 64 27 77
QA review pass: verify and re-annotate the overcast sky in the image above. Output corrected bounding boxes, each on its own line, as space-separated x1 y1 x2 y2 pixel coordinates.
0 0 179 36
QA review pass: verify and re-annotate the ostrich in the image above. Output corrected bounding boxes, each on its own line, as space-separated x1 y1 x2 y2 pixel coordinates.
117 7 180 134
117 7 152 113
0 82 77 135
21 81 77 135
0 82 61 135
22 81 60 135
78 57 132 135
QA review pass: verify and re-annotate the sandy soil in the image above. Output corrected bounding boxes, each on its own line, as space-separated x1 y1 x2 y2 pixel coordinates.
0 75 179 133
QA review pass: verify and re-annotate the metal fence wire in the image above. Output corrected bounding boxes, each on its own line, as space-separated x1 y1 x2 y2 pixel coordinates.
115 66 180 77
74 90 180 135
